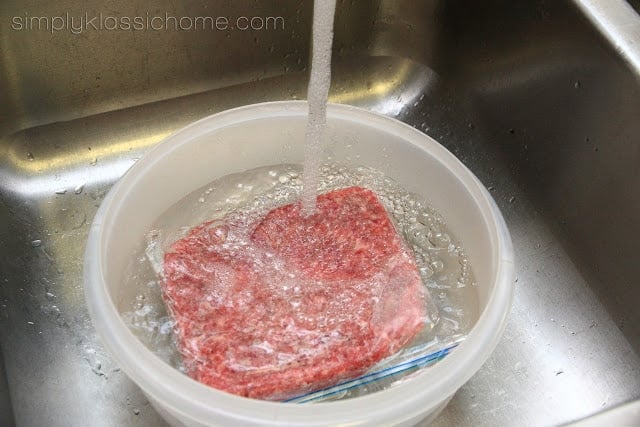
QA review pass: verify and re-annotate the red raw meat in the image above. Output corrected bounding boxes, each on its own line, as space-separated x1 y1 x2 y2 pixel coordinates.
162 186 426 400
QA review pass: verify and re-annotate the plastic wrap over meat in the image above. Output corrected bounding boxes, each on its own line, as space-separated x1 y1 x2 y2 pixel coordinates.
161 186 429 400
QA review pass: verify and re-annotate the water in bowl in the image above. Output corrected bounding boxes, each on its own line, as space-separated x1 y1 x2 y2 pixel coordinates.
121 163 478 400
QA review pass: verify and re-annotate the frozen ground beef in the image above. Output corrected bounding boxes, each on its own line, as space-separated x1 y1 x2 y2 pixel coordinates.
162 186 427 400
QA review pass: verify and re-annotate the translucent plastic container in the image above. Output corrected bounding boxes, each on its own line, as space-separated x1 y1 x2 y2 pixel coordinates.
84 101 514 426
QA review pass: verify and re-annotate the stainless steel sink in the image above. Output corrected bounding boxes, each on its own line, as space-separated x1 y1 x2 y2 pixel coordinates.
1 0 640 425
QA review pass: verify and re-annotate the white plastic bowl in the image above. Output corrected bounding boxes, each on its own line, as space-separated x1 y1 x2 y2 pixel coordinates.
84 101 514 426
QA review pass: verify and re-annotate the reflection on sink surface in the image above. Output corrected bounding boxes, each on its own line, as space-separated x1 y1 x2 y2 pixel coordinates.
1 0 640 425
565 399 640 426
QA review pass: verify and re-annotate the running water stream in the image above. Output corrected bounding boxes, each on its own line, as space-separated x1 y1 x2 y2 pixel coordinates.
301 0 337 217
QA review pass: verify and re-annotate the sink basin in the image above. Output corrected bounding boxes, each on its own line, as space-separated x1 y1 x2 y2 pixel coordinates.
1 0 639 425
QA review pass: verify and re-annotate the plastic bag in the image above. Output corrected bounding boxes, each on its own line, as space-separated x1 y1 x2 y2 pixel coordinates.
286 335 464 403
147 184 439 400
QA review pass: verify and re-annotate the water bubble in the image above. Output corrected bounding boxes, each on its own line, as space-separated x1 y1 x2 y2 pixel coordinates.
159 320 174 335
430 260 444 273
419 266 434 279
135 294 146 310
278 175 290 184
405 224 427 245
429 231 451 248
417 211 432 226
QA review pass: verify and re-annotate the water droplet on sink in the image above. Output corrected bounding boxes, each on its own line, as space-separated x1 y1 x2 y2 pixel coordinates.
27 151 35 160
509 196 516 203
133 409 140 415
74 184 85 194
31 239 42 247
91 367 105 377
71 212 87 230
45 292 55 301
574 80 581 89
90 157 98 165
55 189 67 195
